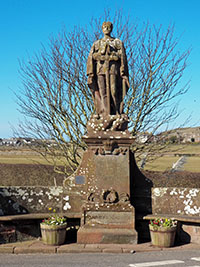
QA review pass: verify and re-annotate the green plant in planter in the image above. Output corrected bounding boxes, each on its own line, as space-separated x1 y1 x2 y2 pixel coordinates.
149 218 177 247
40 208 67 245
41 208 67 226
150 218 177 229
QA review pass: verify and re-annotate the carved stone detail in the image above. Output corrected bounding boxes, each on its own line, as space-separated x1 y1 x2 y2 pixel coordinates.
86 114 129 134
88 192 101 202
87 189 130 205
103 140 117 154
112 147 128 155
92 145 128 156
103 189 119 203
119 192 130 203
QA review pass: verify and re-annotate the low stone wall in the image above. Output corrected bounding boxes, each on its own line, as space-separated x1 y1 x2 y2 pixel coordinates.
0 186 82 215
1 172 200 244
152 187 200 216
0 186 82 243
152 187 200 245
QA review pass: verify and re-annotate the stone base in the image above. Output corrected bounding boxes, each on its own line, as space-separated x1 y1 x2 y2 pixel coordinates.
67 120 138 244
77 226 137 244
77 208 137 244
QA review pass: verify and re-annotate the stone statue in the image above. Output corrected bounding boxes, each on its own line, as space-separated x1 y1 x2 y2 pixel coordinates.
87 21 129 115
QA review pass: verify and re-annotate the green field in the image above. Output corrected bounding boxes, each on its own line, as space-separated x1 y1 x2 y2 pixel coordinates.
0 154 49 165
0 144 200 173
0 147 67 186
0 147 64 165
144 156 200 172
139 144 200 172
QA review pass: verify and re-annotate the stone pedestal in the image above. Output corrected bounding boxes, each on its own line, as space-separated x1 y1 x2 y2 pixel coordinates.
66 115 138 243
77 208 137 244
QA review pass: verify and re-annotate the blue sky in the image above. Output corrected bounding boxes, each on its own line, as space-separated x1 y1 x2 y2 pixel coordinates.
0 0 200 137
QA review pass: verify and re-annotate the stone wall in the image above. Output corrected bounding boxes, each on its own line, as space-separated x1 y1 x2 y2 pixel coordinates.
0 186 82 216
152 187 200 216
151 187 200 245
1 173 200 219
1 159 200 244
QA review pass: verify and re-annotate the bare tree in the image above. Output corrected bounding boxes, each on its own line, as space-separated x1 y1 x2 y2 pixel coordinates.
16 10 190 175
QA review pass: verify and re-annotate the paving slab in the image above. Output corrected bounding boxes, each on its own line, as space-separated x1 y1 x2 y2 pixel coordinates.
0 240 35 248
14 246 57 254
28 240 58 249
0 240 200 254
97 243 125 249
0 246 14 254
82 248 103 253
57 244 85 253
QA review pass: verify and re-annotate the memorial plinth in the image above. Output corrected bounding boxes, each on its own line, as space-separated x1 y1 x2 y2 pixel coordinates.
65 21 138 244
75 115 138 244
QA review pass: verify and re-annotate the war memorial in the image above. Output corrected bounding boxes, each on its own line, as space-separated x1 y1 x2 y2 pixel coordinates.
1 22 200 247
74 21 137 243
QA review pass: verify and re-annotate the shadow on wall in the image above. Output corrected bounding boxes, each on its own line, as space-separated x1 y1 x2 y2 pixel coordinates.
0 192 28 215
130 153 153 243
176 223 191 245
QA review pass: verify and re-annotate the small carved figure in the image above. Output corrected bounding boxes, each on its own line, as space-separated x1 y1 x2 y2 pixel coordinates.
119 192 130 203
87 22 129 115
103 189 119 203
88 192 101 202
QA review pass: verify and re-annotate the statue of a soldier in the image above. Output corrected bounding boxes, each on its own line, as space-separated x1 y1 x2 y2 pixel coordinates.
87 21 129 116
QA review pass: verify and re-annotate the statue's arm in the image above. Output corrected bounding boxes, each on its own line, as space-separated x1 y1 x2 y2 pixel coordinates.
87 43 97 90
120 42 130 89
87 44 95 77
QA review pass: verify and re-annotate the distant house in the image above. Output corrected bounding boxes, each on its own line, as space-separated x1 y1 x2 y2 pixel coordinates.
181 127 200 143
0 137 57 147
1 127 199 147
157 127 200 144
0 138 18 146
136 132 152 144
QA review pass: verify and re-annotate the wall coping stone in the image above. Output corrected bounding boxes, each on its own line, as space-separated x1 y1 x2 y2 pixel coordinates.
143 214 200 223
0 212 81 221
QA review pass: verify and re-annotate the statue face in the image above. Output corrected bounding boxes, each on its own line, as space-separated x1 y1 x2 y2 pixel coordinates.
102 22 112 35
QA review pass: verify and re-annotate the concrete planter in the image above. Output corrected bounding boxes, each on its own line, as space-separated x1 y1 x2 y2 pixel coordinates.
149 224 177 247
40 223 67 245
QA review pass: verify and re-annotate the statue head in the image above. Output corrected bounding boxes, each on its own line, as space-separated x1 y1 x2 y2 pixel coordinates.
102 21 113 35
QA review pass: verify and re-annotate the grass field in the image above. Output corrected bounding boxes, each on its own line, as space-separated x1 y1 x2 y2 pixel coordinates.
167 143 200 154
0 154 49 165
143 156 200 172
139 143 200 172
0 144 200 173
0 147 67 186
0 147 64 165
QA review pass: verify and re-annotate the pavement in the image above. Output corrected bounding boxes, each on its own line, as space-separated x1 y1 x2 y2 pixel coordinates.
0 239 200 254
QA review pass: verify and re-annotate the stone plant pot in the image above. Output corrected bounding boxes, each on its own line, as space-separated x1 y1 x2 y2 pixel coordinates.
149 224 177 248
40 223 67 245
